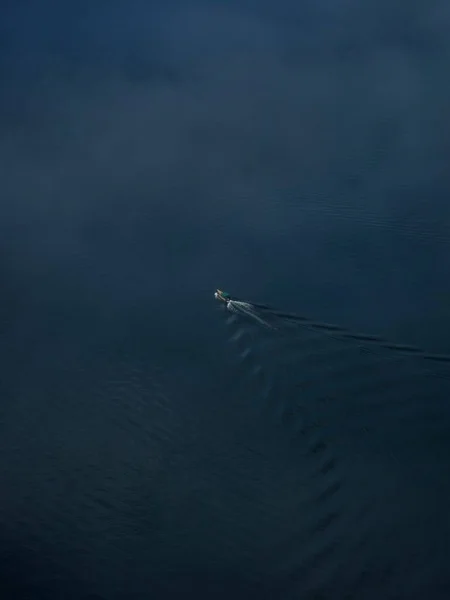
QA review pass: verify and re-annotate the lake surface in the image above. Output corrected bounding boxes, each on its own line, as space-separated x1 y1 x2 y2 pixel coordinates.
2 2 450 598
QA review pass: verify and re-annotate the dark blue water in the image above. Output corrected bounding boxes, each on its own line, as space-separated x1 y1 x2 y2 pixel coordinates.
2 1 450 598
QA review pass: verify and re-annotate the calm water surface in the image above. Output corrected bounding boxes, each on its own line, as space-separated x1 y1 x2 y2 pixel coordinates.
1 1 450 598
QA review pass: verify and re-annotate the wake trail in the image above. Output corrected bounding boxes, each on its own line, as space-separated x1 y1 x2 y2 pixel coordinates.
221 312 356 596
217 295 450 597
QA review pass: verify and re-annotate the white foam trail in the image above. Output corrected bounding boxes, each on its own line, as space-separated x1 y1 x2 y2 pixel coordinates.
226 297 450 368
227 300 277 330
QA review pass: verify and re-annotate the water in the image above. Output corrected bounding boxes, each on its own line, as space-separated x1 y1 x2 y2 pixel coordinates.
2 1 450 598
